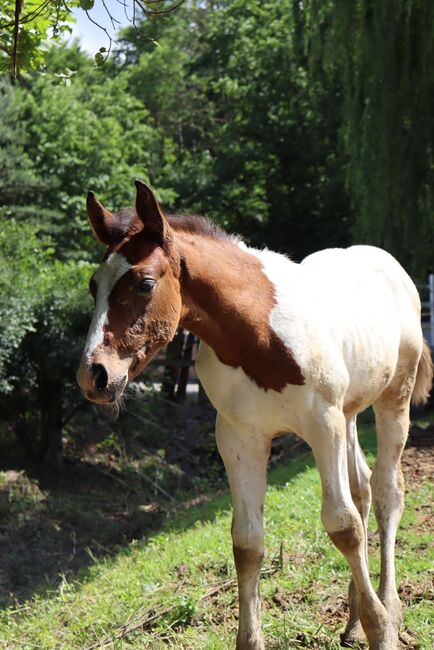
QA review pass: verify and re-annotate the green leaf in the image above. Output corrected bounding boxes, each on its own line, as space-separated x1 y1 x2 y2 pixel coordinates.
94 52 105 67
79 0 95 10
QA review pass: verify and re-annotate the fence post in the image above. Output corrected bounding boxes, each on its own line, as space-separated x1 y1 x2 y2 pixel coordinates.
429 274 434 347
161 328 185 400
176 332 196 402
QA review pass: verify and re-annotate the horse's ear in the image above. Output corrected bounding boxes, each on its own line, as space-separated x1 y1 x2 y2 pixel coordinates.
86 191 117 245
134 180 170 244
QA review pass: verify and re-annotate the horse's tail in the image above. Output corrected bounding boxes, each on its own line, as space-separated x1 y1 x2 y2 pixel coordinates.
412 339 433 406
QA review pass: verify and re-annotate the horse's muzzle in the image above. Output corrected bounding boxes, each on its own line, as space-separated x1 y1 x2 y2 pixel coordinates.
76 361 127 404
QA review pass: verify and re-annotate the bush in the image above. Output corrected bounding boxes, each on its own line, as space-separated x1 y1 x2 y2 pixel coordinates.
0 219 93 466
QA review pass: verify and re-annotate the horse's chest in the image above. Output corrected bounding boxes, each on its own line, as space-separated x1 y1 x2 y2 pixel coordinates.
195 342 303 434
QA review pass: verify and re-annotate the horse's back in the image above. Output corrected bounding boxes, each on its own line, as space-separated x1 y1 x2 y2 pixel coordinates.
301 245 423 412
302 245 421 336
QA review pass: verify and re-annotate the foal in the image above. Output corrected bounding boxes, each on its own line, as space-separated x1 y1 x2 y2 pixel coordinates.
77 181 432 650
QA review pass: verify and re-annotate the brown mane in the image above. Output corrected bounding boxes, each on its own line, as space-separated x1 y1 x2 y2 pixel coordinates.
109 207 239 247
167 214 240 243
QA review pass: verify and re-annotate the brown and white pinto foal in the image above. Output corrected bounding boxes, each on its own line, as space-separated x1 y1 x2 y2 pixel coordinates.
77 181 432 650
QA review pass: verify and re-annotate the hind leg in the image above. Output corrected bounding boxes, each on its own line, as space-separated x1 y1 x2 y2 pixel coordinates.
341 416 372 646
371 396 411 636
304 405 396 650
371 348 419 637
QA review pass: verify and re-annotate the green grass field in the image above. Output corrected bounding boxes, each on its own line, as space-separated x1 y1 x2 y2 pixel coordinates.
0 425 432 649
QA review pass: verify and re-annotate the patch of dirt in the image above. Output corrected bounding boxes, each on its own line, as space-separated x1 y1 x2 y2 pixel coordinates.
402 424 434 484
269 586 307 611
0 396 225 609
398 581 434 606
0 464 164 608
317 593 349 626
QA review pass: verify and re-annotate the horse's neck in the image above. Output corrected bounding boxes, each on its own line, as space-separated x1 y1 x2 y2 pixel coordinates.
177 233 264 340
175 232 304 389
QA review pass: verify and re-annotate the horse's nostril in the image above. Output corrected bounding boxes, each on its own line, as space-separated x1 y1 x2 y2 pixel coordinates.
91 363 108 392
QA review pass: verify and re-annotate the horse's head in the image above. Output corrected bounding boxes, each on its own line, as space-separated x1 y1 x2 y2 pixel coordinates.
76 181 182 405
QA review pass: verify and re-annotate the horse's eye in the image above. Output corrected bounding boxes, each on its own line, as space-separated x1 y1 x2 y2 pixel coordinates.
138 278 155 294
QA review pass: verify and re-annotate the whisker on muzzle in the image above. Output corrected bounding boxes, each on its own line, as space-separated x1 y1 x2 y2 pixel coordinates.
100 375 128 420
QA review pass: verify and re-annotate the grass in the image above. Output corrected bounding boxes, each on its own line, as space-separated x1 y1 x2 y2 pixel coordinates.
0 424 432 649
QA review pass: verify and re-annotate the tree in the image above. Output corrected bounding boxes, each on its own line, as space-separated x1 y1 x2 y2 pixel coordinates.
0 0 73 76
7 49 171 260
307 0 434 278
0 1 186 76
0 78 38 217
0 220 51 393
119 0 352 258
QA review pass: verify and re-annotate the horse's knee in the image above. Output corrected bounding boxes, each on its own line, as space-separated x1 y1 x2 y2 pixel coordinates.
321 495 366 559
231 514 264 577
233 545 264 578
328 523 364 556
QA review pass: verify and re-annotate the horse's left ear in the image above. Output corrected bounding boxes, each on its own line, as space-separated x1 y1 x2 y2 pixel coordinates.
134 180 170 245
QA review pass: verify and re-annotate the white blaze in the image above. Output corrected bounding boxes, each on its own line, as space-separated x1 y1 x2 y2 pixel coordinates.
83 253 132 362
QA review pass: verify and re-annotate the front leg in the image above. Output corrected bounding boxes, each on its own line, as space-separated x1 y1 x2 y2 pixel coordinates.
216 415 271 650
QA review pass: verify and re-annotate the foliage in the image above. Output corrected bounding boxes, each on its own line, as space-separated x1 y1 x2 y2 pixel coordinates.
23 258 93 380
0 1 187 76
0 219 52 392
0 215 92 464
0 0 75 75
0 78 37 210
17 59 161 259
307 0 434 278
118 0 352 258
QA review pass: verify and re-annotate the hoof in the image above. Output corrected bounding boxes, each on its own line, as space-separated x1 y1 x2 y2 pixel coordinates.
367 631 400 650
398 630 416 647
236 635 264 650
340 622 366 648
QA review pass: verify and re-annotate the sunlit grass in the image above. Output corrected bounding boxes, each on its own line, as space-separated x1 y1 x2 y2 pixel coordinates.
0 425 432 649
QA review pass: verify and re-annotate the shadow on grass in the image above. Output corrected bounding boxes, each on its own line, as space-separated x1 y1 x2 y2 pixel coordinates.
0 423 379 611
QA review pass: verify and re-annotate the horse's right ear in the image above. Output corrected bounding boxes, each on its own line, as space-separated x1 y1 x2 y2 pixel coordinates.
134 180 170 245
86 191 117 245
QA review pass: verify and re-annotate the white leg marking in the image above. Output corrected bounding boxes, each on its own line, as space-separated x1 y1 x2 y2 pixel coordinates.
216 415 270 650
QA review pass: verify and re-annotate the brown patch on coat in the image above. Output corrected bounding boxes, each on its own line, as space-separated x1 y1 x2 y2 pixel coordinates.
103 243 182 372
328 525 364 555
177 234 304 391
87 204 304 391
233 545 264 577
